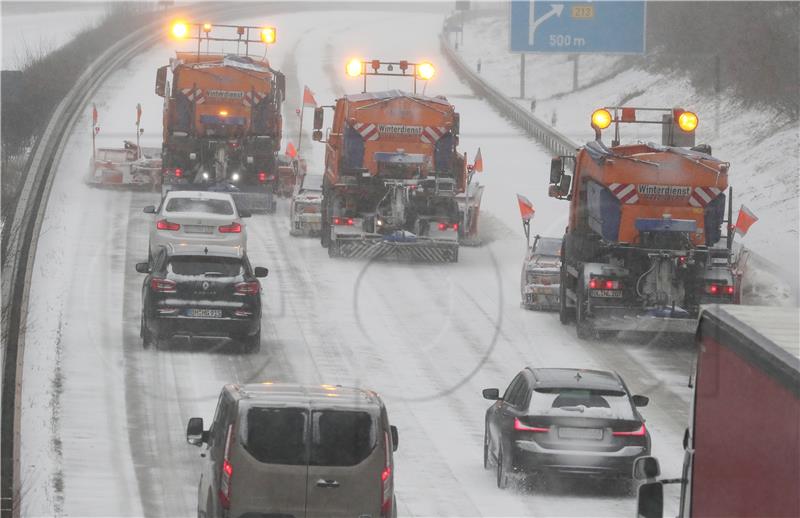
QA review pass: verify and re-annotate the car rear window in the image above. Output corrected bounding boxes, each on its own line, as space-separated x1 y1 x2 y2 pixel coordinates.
535 239 562 256
168 256 242 276
244 407 307 465
530 388 636 419
310 410 376 466
165 197 234 215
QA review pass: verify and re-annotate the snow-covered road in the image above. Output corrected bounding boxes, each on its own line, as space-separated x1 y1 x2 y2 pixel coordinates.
20 8 695 517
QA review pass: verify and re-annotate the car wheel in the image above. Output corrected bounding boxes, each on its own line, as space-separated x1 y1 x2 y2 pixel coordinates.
496 446 510 489
483 429 492 470
141 315 156 349
240 330 261 354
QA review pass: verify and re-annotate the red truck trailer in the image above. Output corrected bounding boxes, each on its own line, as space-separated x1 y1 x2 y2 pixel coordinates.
635 304 799 517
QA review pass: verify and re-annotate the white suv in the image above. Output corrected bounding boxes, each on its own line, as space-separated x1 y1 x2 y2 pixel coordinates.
145 190 248 263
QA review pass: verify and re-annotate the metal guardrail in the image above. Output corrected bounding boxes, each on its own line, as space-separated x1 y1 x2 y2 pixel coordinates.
439 18 579 158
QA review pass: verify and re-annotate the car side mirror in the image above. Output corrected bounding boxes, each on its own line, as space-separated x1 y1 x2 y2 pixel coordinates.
135 262 151 274
632 395 649 407
186 417 205 446
482 388 500 400
239 210 252 218
312 129 323 142
637 481 664 518
254 267 269 278
633 456 661 480
390 425 399 451
143 205 156 214
549 157 563 184
313 107 324 130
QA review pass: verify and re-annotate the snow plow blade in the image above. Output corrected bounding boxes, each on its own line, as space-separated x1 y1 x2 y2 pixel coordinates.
330 236 459 263
230 191 276 214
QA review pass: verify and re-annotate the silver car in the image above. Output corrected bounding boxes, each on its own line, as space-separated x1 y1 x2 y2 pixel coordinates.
145 190 249 263
187 383 398 518
521 236 562 310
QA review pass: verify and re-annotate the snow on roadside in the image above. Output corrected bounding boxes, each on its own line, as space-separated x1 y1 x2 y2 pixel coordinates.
455 12 800 295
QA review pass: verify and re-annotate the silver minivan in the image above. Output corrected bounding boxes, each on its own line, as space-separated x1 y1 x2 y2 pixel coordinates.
187 383 398 518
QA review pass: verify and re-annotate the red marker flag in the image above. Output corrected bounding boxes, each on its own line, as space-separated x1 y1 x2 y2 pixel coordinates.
302 86 317 107
517 194 535 221
734 205 758 236
285 142 298 158
473 147 483 173
92 103 98 125
136 103 142 125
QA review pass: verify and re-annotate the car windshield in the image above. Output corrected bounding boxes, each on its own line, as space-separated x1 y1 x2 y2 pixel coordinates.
243 407 307 465
165 197 234 215
530 388 636 419
310 410 376 466
168 256 242 277
534 238 562 256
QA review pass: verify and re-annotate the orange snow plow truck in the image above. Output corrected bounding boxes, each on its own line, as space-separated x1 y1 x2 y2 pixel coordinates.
155 22 285 212
550 107 737 338
312 59 483 263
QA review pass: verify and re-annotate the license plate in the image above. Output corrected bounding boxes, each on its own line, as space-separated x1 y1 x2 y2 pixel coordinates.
558 427 603 440
184 225 213 234
188 308 222 318
592 289 623 298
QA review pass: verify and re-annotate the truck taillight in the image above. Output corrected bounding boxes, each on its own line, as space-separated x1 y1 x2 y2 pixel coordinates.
514 418 549 432
219 424 234 509
333 217 354 226
150 278 177 293
174 168 183 178
258 171 267 183
380 432 392 517
156 219 180 231
234 281 260 295
613 423 646 436
219 222 242 233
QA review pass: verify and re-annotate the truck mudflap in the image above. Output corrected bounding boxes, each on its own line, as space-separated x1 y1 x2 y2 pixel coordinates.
457 183 484 247
590 314 698 334
330 234 459 263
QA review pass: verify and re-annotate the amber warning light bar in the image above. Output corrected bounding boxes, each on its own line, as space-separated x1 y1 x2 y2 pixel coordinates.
590 106 698 147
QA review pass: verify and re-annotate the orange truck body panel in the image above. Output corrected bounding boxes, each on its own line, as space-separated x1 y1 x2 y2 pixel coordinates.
326 91 465 191
570 143 729 246
166 53 277 140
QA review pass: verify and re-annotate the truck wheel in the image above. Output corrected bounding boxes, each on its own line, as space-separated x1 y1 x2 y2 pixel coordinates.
559 274 573 324
328 238 339 258
575 282 593 340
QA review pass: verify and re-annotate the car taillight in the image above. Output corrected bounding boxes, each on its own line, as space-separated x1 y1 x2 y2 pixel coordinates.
150 278 177 293
333 217 354 226
234 281 260 295
513 418 549 432
174 168 183 178
437 222 459 231
219 222 242 233
258 171 267 183
705 283 734 296
589 277 621 290
380 432 392 517
156 219 180 231
219 424 234 509
613 423 646 436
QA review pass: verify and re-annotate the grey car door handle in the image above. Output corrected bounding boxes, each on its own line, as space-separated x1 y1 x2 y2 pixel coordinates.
316 479 340 488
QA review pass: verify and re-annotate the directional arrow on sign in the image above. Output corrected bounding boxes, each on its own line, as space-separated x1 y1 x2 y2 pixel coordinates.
528 3 564 45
